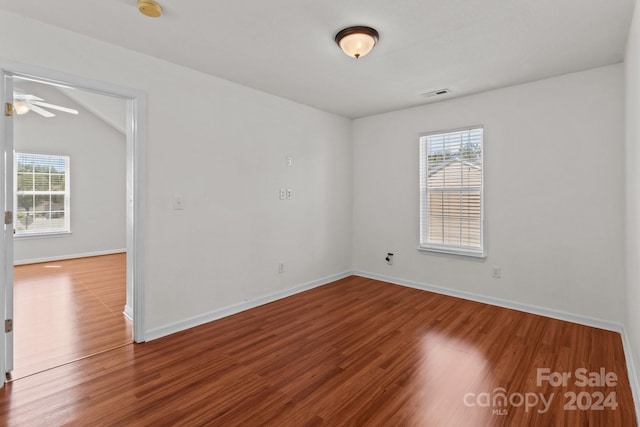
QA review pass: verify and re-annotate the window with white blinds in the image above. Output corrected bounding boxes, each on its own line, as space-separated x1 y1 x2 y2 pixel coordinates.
419 126 485 257
14 153 70 236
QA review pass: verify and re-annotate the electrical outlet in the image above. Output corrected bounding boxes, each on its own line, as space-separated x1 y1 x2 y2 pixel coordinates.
279 189 286 200
286 189 292 199
286 156 293 167
278 263 285 273
492 265 501 278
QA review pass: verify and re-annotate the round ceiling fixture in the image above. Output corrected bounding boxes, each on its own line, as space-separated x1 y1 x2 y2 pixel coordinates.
335 26 379 59
138 0 162 18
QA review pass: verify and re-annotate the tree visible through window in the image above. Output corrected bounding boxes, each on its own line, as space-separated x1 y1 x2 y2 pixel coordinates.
419 127 484 257
14 153 70 236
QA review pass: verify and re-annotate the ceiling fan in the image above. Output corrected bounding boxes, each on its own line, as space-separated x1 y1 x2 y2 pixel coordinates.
13 88 79 118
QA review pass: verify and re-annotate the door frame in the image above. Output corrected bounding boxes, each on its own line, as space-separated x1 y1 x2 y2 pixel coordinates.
0 61 146 382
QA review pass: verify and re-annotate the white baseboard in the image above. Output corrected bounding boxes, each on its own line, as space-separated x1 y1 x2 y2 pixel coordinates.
13 249 126 266
123 304 133 321
144 271 352 341
354 270 623 332
621 326 640 425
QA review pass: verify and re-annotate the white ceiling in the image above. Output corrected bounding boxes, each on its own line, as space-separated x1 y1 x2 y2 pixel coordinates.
0 0 635 118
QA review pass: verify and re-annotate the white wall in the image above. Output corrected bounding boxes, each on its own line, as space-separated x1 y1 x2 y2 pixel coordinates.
0 7 628 345
0 10 353 333
625 0 640 402
13 81 126 263
353 64 625 322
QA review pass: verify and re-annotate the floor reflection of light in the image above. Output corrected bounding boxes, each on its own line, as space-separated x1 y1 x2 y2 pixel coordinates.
408 332 494 426
14 274 77 373
43 265 62 268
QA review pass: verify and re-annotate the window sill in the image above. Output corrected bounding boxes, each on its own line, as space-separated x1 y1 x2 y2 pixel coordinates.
418 245 486 259
14 231 72 240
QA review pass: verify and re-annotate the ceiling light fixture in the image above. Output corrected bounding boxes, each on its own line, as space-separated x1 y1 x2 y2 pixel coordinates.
13 101 30 115
138 0 162 18
335 26 379 59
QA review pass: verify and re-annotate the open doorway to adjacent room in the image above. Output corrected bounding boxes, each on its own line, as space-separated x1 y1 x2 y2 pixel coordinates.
9 78 130 379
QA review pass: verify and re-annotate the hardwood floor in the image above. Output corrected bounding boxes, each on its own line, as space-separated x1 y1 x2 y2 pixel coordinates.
11 254 131 379
0 275 635 426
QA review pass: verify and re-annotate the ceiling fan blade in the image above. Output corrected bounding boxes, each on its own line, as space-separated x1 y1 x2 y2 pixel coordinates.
30 101 79 115
27 104 56 118
14 93 44 101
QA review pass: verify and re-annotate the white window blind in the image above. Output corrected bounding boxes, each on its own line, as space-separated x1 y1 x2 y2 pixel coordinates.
14 153 70 236
419 126 485 257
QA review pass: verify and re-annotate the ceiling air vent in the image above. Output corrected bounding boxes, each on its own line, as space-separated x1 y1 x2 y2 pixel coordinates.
421 88 451 98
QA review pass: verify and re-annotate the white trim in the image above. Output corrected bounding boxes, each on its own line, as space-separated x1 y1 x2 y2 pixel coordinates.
14 231 72 240
417 245 487 259
123 304 133 321
1 68 15 378
353 270 622 332
621 326 640 425
14 152 71 237
419 126 485 258
13 249 126 266
145 271 352 341
0 60 146 358
127 92 146 343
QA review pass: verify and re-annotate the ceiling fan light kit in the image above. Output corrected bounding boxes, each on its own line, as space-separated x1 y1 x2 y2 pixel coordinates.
13 88 79 118
138 0 162 18
13 101 30 115
335 26 379 59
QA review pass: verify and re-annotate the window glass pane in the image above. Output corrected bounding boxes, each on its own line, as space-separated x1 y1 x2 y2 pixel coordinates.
16 195 34 212
49 157 66 174
34 194 50 212
17 173 33 191
14 153 70 236
420 127 484 256
51 195 65 212
34 174 50 191
16 212 34 230
50 174 65 191
34 162 50 174
16 154 34 173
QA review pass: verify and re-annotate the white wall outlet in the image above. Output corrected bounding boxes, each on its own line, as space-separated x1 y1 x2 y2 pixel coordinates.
278 262 285 273
286 156 293 167
279 188 286 200
173 195 185 210
492 265 501 278
286 189 292 199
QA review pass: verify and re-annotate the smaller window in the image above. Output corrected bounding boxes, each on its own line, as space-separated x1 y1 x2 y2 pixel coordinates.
14 153 70 237
419 126 485 257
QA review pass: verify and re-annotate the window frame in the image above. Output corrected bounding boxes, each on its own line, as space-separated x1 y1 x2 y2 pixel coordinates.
14 152 71 238
418 125 486 258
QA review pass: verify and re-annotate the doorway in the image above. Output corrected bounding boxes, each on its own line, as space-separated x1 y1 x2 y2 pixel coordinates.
0 63 146 382
10 79 129 379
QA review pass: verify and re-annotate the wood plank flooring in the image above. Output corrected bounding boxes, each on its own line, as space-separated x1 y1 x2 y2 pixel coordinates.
0 275 636 426
11 254 131 379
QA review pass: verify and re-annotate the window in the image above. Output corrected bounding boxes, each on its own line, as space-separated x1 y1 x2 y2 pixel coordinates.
419 126 484 257
14 153 70 236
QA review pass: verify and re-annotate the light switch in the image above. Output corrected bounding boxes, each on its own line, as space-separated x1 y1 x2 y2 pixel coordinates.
173 195 185 210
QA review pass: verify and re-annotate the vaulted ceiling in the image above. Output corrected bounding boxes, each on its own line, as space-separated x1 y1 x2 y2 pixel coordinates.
0 0 635 118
